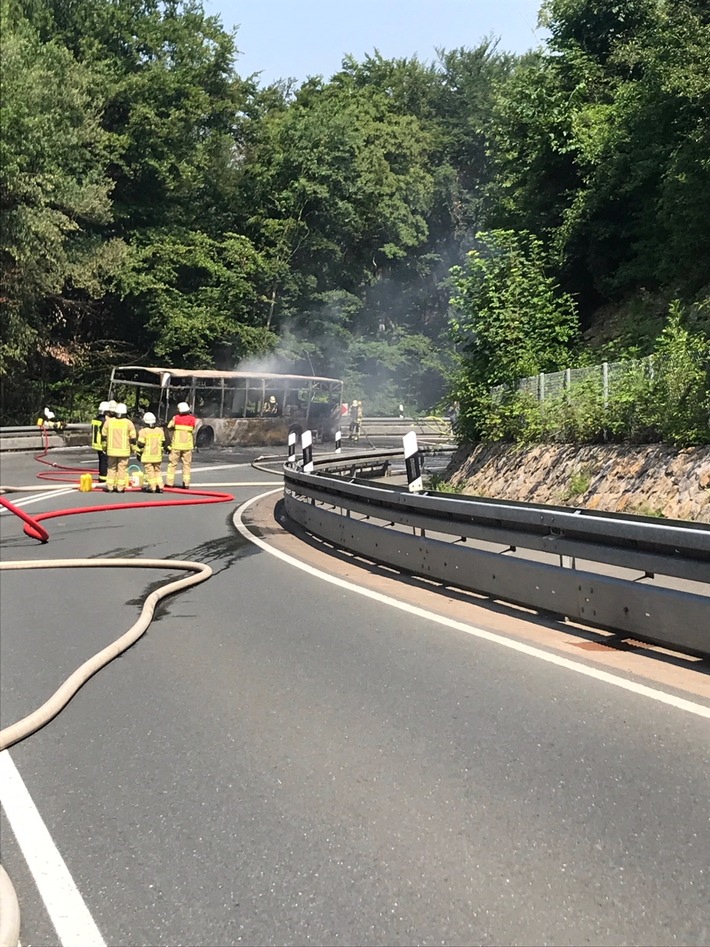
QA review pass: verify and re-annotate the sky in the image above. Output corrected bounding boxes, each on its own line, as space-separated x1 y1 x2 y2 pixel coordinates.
205 0 548 86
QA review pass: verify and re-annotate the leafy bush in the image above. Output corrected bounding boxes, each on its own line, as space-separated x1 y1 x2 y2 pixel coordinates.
561 467 594 502
469 302 710 445
449 229 580 440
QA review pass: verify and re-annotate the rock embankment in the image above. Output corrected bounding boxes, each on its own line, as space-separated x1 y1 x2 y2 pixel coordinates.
444 443 710 523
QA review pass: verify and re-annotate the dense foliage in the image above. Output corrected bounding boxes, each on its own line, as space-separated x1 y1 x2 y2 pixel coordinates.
1 0 708 443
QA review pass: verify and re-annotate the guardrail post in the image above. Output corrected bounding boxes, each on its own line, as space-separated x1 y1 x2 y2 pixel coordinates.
334 430 341 454
403 431 423 493
287 431 297 466
301 430 314 474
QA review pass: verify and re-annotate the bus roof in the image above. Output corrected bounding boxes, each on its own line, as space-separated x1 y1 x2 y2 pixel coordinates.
115 366 342 384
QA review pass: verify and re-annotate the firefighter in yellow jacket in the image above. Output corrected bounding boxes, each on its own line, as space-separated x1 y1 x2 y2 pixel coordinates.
136 412 165 493
91 401 111 484
166 401 196 489
101 402 137 493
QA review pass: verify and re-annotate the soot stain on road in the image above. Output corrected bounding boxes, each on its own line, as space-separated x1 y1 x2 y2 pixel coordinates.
179 530 257 575
93 544 151 559
126 532 256 621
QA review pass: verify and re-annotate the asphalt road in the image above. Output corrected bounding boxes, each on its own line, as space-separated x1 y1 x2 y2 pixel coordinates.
1 446 709 947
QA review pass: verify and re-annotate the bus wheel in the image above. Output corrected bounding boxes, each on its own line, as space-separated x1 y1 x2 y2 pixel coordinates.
196 426 214 448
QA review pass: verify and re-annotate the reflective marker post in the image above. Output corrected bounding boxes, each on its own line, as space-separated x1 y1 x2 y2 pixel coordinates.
403 430 423 492
334 430 342 454
301 430 314 473
287 430 297 466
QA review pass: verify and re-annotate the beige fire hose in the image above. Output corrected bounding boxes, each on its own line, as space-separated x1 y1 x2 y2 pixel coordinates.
0 557 213 947
0 868 20 947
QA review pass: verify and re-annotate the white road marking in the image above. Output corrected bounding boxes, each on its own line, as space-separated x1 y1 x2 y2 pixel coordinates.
0 489 76 512
234 490 710 721
192 481 281 487
0 751 106 947
189 462 254 473
1 461 261 507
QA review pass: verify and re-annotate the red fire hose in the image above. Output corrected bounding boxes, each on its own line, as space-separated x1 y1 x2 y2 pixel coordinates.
34 426 94 481
0 429 235 542
0 487 234 543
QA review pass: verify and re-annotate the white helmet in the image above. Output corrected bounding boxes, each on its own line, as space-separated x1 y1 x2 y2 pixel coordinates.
99 401 110 413
177 401 190 413
46 411 55 420
116 403 127 416
143 411 156 425
107 400 118 413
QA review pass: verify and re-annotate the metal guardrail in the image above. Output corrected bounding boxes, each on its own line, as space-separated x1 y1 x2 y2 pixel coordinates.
341 416 454 440
0 424 90 434
0 424 91 451
283 448 710 658
0 419 451 451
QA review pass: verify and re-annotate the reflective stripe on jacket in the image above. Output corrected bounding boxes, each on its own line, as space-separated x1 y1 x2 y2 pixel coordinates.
101 417 136 457
137 426 165 463
91 417 104 451
168 415 196 451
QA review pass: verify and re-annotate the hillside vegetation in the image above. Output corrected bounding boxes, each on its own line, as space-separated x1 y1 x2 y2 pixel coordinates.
1 0 708 442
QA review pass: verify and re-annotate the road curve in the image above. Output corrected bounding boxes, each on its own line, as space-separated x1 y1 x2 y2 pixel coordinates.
1 447 708 947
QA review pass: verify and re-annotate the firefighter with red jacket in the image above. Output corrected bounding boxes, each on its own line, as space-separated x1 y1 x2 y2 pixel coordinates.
166 401 196 489
101 402 136 492
136 412 166 493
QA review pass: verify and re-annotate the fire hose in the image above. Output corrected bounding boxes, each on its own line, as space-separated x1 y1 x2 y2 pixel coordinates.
0 453 236 947
0 556 213 947
33 426 95 482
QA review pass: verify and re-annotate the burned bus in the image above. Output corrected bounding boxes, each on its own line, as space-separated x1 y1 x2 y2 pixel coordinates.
107 366 344 447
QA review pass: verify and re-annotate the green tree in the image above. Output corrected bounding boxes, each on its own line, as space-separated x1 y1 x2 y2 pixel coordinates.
6 0 270 415
237 73 438 371
487 0 710 315
238 47 514 411
449 230 580 438
117 230 275 366
0 5 118 418
540 0 655 63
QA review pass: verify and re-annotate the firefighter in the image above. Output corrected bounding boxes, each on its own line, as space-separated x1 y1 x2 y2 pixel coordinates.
263 394 280 416
348 400 362 441
101 402 136 493
35 407 66 432
166 401 196 489
91 401 110 484
136 412 165 493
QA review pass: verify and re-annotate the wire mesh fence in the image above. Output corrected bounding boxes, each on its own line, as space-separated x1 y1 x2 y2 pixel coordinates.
491 356 654 405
